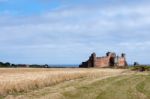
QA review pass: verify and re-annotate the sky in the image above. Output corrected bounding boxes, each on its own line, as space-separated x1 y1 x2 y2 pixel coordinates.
0 0 150 65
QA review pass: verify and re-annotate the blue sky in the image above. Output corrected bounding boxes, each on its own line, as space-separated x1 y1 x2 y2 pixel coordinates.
0 0 150 64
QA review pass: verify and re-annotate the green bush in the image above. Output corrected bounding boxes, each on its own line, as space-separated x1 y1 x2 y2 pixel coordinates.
130 66 150 71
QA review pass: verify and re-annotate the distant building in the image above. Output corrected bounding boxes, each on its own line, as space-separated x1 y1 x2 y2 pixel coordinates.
134 62 139 66
79 52 128 68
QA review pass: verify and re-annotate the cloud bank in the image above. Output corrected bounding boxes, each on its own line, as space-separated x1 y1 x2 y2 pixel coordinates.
0 1 150 64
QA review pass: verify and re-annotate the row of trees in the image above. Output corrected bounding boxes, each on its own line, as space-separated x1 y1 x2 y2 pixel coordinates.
0 62 11 67
0 62 49 68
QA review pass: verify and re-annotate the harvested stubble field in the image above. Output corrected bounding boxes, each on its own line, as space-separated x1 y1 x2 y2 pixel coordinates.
0 68 150 99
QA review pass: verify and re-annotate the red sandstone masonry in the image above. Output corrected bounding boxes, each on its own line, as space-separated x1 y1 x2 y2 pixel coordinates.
79 52 127 68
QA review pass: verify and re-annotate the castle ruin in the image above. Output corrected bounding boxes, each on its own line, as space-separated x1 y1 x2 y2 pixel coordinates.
79 52 128 68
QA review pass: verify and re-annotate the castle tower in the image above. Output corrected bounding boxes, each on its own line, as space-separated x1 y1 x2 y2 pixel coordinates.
91 52 96 67
106 52 111 56
121 53 125 58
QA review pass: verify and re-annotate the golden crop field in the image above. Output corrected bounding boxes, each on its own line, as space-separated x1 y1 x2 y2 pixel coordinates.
0 68 126 97
1 68 150 99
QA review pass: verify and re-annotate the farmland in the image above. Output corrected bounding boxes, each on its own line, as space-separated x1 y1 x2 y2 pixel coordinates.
0 68 150 99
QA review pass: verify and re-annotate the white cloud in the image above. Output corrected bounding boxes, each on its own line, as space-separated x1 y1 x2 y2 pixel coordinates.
0 2 150 64
118 41 150 50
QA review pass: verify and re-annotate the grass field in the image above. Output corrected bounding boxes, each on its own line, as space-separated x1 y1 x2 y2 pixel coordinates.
0 68 150 99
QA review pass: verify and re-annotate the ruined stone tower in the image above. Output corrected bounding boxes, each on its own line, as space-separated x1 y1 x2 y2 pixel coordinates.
79 52 128 68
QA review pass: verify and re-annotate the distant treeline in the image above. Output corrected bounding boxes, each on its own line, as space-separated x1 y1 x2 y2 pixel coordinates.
0 62 49 68
0 62 78 68
0 62 11 67
129 65 150 71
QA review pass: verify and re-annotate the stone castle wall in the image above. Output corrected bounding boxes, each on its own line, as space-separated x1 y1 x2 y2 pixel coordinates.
79 52 127 68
